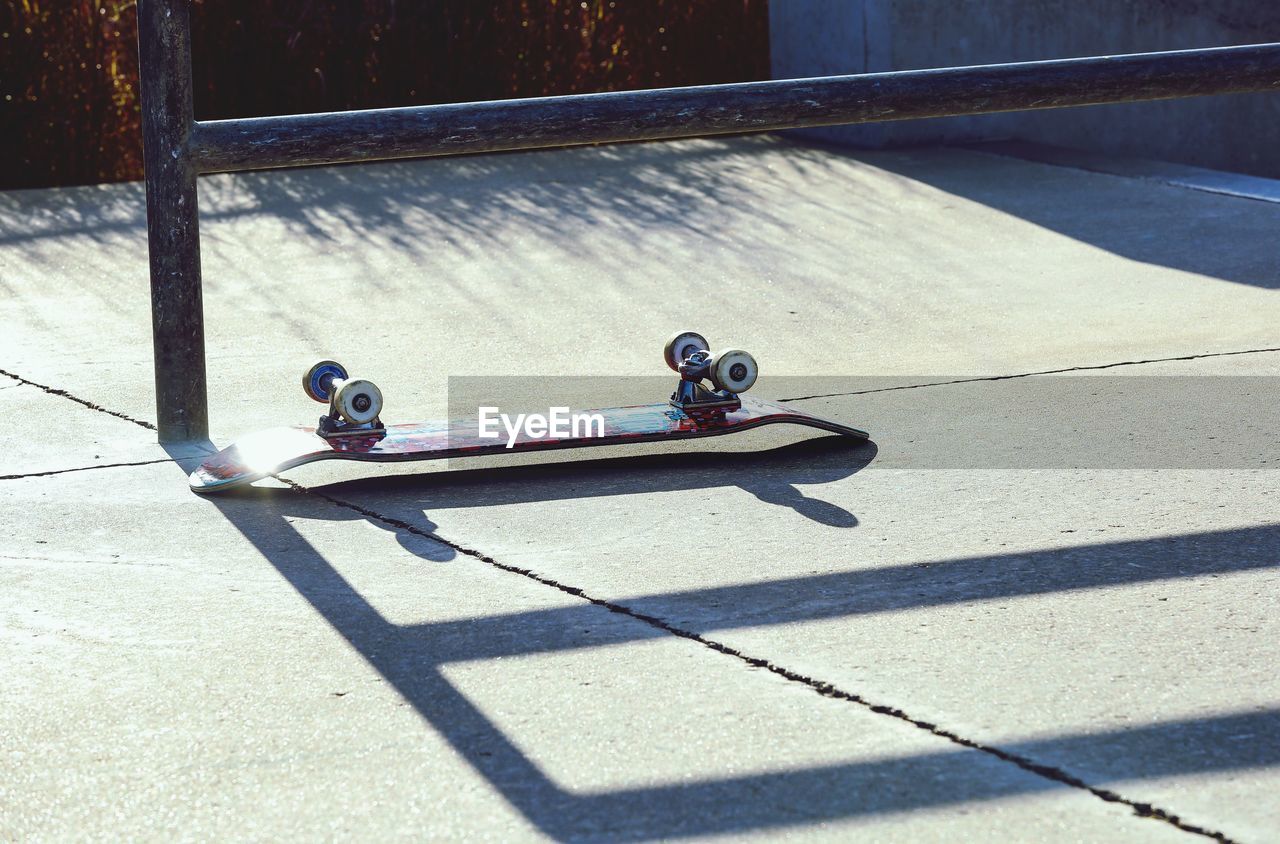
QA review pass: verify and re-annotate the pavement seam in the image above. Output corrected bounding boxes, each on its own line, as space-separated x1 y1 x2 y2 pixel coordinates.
0 367 156 430
0 458 173 482
776 346 1280 403
7 345 1269 430
290 480 1233 843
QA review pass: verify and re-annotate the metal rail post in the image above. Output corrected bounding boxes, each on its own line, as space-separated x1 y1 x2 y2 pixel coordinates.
137 0 207 443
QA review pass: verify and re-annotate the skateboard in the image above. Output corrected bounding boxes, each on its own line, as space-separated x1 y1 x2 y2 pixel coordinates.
189 332 869 493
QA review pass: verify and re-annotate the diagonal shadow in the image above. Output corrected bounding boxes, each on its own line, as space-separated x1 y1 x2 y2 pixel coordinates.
801 138 1280 290
201 442 1280 838
570 708 1280 840
379 521 1280 662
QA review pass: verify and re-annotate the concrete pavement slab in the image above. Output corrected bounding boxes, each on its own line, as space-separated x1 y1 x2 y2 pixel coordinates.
0 462 1189 840
0 380 166 477
4 135 1279 838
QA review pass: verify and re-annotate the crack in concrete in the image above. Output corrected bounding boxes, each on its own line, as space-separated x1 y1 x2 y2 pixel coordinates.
292 480 1234 842
8 345 1275 435
776 346 1280 403
0 458 173 482
0 367 156 430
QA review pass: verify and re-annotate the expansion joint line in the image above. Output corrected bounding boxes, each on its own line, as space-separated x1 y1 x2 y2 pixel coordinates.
777 346 1280 403
291 481 1234 843
0 458 171 482
0 367 156 430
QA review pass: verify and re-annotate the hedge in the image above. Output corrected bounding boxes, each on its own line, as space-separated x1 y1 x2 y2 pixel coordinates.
0 1 768 189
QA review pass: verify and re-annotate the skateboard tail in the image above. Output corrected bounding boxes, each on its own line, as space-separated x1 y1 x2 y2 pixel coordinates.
188 427 329 493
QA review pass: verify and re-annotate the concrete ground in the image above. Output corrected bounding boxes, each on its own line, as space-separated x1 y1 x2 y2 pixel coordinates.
1 135 1277 841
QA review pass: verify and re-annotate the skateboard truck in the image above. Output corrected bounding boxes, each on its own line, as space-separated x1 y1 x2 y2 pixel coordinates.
303 360 387 440
665 331 758 414
305 331 758 440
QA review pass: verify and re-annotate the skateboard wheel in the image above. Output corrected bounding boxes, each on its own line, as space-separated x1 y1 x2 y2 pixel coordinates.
334 378 383 425
304 359 348 403
663 331 710 372
708 349 758 394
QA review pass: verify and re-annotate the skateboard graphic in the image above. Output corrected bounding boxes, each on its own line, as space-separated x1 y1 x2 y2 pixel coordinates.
189 332 869 493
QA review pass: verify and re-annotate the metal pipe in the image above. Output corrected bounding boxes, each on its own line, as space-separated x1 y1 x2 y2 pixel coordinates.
191 42 1280 174
137 0 208 443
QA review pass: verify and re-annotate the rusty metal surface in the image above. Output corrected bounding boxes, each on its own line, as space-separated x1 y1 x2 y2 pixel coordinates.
188 397 869 493
189 43 1280 173
137 0 208 443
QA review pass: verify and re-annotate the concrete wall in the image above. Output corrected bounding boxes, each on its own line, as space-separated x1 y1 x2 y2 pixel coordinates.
769 0 1280 177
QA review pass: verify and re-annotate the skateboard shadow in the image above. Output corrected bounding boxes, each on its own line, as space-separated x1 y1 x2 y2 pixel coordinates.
289 435 876 561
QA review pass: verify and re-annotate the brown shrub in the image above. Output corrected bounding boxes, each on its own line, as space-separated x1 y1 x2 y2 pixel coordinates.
0 1 768 189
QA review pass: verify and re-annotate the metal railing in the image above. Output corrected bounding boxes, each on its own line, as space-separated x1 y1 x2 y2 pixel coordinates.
137 0 1280 442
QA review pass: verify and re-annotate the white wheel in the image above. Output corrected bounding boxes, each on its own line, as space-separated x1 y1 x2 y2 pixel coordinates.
663 331 710 372
334 378 383 425
304 359 347 403
708 349 757 393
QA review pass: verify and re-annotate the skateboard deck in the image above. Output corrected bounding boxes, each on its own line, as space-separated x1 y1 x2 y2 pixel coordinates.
189 397 868 493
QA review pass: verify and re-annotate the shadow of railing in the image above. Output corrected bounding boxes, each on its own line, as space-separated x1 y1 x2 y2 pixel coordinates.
195 437 1280 839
